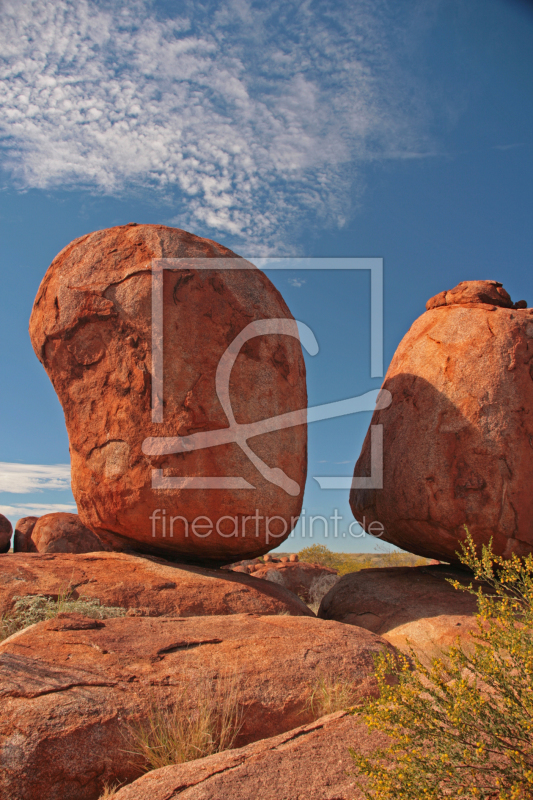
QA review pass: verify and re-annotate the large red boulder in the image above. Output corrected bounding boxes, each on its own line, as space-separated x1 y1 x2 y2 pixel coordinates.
0 552 313 618
0 614 393 800
29 513 109 554
0 514 12 553
109 711 387 800
29 224 307 565
350 280 533 564
318 565 480 661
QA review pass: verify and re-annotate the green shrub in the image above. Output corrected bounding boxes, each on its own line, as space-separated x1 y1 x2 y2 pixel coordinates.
351 529 533 799
0 591 126 640
298 544 362 575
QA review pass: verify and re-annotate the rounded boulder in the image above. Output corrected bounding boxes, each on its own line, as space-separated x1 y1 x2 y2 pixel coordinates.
0 514 12 553
29 224 307 565
350 280 533 563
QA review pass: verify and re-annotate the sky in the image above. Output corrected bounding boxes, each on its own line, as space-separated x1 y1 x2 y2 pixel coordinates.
0 0 532 553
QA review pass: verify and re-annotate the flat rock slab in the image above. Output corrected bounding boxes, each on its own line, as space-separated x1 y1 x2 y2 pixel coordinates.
318 564 480 661
0 552 313 618
0 614 393 800
110 711 387 800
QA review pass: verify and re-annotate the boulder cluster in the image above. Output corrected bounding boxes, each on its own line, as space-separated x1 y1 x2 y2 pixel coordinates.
2 224 531 799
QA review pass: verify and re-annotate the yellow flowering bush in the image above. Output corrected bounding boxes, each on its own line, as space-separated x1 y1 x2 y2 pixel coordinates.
351 529 533 799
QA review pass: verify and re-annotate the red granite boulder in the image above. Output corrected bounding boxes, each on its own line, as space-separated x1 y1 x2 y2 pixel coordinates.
29 224 307 565
109 711 387 800
0 552 313 618
13 516 39 553
0 514 12 553
318 564 480 661
30 513 109 554
350 280 533 563
0 614 393 800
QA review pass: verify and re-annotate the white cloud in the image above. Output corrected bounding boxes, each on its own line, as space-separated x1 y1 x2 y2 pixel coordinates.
288 278 306 288
0 0 433 251
0 503 77 521
0 463 71 494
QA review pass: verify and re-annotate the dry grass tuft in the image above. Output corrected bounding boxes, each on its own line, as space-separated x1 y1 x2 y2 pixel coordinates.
97 783 121 800
308 672 363 718
127 671 244 771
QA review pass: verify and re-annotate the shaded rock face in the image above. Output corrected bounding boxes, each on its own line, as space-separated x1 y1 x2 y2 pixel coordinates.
350 280 533 563
252 561 339 604
0 614 393 800
318 565 479 661
0 514 12 553
29 223 307 565
30 513 110 554
13 516 38 553
0 552 313 618
109 711 387 800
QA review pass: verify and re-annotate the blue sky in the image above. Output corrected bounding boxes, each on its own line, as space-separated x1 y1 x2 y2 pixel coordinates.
0 0 532 552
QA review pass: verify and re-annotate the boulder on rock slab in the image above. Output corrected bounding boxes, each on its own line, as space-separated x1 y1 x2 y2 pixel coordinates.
108 711 388 800
350 280 533 564
13 516 39 553
252 560 339 604
30 512 110 554
0 614 394 800
0 514 12 553
318 564 480 661
0 552 313 618
29 224 307 565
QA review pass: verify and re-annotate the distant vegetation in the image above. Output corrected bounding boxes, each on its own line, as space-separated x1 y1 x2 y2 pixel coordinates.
351 530 533 799
297 543 430 576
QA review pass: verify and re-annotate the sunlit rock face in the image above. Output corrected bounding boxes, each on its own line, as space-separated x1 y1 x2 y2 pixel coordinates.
350 280 533 564
29 223 307 564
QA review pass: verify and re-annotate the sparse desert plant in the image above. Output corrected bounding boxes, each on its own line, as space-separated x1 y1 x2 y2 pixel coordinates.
0 591 126 640
298 544 358 576
308 672 363 719
351 529 533 799
127 670 244 771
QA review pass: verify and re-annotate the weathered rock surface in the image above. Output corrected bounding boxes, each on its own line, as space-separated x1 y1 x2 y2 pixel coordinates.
318 565 480 660
252 560 339 604
109 711 387 800
0 614 393 800
13 516 39 552
29 512 110 554
29 223 307 565
351 280 533 563
0 514 12 553
0 552 313 618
